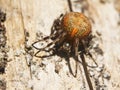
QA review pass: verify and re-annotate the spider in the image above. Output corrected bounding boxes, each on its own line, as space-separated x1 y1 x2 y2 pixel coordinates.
32 12 99 69
32 12 102 90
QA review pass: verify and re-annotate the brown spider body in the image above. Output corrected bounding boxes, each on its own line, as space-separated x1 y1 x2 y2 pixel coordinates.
33 12 93 60
32 12 103 90
33 12 97 77
62 12 91 40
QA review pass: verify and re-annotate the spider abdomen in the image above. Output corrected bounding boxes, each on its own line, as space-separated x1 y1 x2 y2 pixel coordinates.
62 12 91 39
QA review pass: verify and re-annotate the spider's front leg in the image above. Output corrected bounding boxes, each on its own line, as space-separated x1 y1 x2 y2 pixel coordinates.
32 14 64 58
69 38 79 77
51 14 63 35
32 35 52 50
33 31 67 58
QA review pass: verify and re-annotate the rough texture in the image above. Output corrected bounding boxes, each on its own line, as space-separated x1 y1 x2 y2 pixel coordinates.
0 0 120 90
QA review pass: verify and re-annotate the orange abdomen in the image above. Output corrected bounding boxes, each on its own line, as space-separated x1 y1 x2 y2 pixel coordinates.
62 12 91 39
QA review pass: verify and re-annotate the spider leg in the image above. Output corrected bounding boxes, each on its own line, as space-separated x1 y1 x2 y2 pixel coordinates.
32 29 63 50
72 38 79 77
33 14 63 50
34 31 67 58
39 31 66 50
63 46 77 77
80 54 94 90
87 52 98 67
51 14 63 35
67 57 77 77
34 48 54 58
81 40 98 67
32 36 51 49
67 56 86 78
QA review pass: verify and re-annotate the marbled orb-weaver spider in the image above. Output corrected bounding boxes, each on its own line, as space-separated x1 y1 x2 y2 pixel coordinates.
32 12 99 76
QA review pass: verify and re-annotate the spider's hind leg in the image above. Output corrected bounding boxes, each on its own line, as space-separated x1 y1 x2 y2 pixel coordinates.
81 39 98 68
87 52 98 67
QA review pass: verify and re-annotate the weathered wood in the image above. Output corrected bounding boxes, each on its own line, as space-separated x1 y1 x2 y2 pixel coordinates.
0 0 120 90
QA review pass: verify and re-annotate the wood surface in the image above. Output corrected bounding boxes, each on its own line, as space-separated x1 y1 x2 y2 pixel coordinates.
0 0 120 90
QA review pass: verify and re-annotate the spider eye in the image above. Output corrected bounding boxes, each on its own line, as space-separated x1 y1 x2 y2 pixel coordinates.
66 43 70 47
